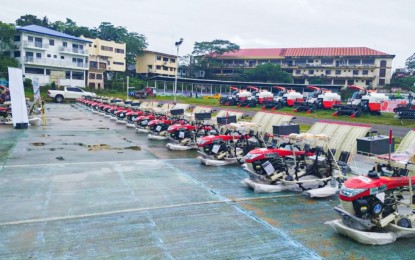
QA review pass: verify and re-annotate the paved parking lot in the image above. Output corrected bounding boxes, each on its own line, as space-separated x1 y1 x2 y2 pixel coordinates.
0 103 413 259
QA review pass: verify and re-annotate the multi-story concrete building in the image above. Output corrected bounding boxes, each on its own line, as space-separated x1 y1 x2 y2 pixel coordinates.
136 51 177 78
12 25 91 87
81 37 126 89
210 47 395 88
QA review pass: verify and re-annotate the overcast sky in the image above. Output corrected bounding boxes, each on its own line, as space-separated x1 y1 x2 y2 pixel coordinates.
2 0 414 69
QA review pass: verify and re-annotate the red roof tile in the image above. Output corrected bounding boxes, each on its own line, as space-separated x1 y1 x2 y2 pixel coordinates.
221 47 392 58
221 48 284 57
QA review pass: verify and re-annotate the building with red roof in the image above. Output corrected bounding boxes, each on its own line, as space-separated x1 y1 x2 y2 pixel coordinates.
210 47 395 88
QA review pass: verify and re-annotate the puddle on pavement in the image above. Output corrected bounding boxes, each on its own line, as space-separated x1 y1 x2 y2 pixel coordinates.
62 142 85 146
59 118 84 121
31 142 45 146
87 144 141 151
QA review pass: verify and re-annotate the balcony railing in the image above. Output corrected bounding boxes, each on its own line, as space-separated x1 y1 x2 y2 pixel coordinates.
23 41 49 49
59 46 88 55
24 56 88 69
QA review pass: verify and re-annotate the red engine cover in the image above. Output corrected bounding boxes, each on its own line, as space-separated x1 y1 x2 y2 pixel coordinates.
339 175 415 201
245 147 313 163
197 134 241 147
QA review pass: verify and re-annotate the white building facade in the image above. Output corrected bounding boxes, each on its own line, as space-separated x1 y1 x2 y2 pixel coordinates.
12 25 91 87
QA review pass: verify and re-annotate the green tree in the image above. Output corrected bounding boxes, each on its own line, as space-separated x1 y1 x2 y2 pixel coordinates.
390 76 415 92
309 78 324 85
192 39 239 68
123 32 147 65
0 56 19 77
15 14 44 26
406 52 415 70
238 63 293 83
192 39 239 58
0 21 15 54
97 22 127 42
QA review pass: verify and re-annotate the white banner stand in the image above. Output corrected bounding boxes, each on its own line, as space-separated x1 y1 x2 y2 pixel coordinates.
8 67 29 129
33 77 40 100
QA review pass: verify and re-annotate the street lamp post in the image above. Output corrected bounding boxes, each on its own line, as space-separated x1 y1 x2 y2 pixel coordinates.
174 38 183 103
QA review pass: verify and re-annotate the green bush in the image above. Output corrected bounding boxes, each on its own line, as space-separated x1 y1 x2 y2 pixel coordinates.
23 78 32 89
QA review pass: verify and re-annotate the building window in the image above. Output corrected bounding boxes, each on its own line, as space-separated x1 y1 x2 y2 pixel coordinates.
295 70 301 74
94 45 97 48
348 59 360 65
335 70 341 75
89 73 95 79
28 36 33 41
115 48 124 54
14 35 21 42
333 79 345 85
379 79 385 86
170 58 176 63
362 59 375 66
47 54 51 58
14 51 20 57
156 65 161 70
362 70 368 75
163 66 168 71
148 65 153 69
113 62 124 65
89 82 95 88
46 69 51 75
61 56 64 59
353 70 359 75
49 39 54 46
65 71 71 79
348 80 354 85
72 71 84 80
156 56 161 61
90 61 98 69
25 67 44 75
163 57 169 62
89 44 92 47
308 70 314 75
96 74 103 80
36 53 41 58
63 42 67 47
379 68 386 77
295 58 307 66
100 45 113 51
54 55 57 58
380 60 387 67
325 70 331 75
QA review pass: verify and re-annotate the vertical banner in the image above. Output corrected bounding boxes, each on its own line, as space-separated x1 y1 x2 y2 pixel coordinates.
8 67 29 129
33 77 40 100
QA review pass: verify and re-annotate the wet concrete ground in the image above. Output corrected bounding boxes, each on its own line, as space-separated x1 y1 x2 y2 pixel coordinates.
0 104 413 259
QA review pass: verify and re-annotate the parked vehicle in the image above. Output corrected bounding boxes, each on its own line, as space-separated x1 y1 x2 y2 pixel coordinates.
294 86 342 113
48 87 96 103
134 87 157 99
333 85 389 117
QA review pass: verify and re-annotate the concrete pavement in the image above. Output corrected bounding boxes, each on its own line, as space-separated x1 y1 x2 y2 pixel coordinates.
0 103 413 259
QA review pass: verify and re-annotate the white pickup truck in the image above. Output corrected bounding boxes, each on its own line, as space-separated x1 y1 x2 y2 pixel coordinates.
48 87 96 103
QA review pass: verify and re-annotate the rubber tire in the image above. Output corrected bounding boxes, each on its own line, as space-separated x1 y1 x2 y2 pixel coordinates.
55 95 64 103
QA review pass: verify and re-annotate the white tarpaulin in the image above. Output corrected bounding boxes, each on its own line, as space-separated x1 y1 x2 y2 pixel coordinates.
8 67 28 128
